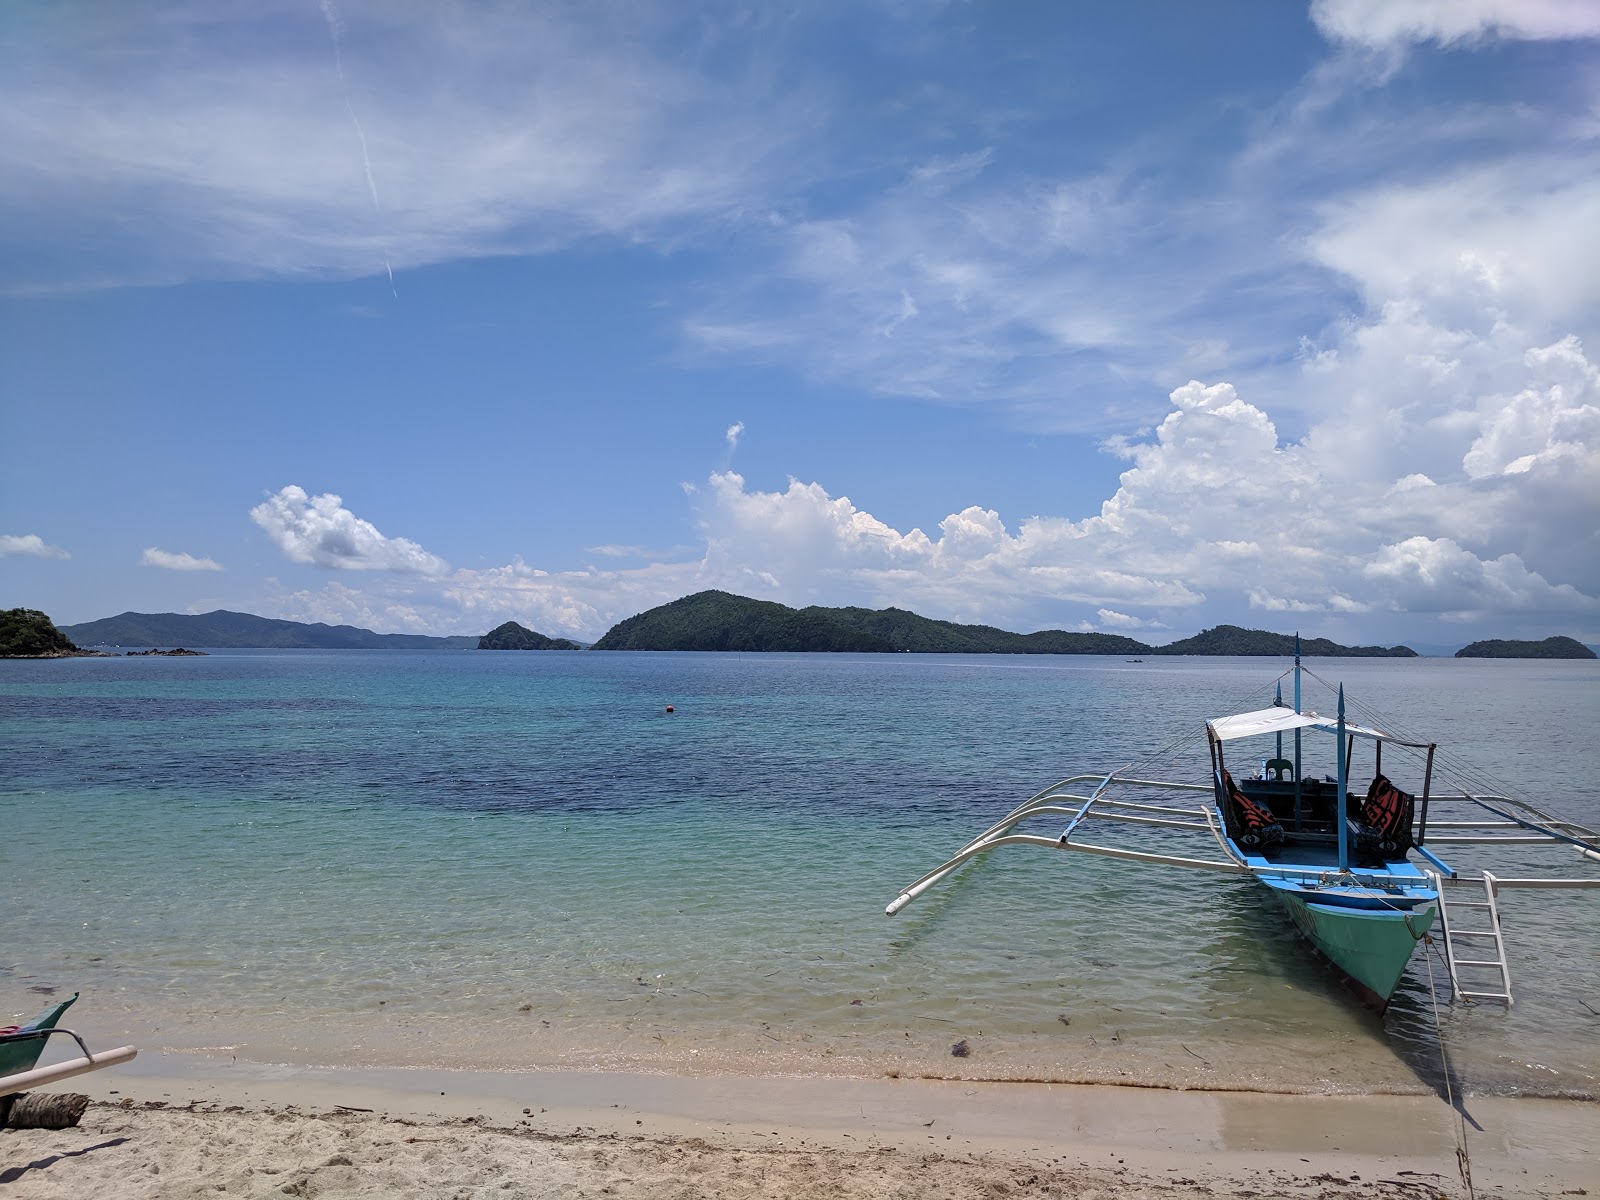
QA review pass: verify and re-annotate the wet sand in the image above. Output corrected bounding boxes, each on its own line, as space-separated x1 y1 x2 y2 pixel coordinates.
3 1055 1595 1197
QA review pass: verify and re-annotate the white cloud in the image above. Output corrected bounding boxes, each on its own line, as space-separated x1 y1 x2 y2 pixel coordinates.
0 1 810 291
0 534 69 559
1462 337 1600 479
725 421 745 452
1311 0 1600 48
250 327 1600 641
1362 537 1590 619
140 547 224 571
250 485 449 574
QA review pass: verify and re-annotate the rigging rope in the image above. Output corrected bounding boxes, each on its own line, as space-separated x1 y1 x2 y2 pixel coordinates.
1422 933 1476 1199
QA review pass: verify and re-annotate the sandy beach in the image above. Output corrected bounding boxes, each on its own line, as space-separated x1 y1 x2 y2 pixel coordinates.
3 1055 1596 1198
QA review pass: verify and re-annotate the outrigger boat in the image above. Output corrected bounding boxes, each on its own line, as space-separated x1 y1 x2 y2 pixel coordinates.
887 642 1600 1011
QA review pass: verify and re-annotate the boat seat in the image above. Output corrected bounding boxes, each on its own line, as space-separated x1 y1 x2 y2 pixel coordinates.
1263 758 1294 781
1220 769 1284 850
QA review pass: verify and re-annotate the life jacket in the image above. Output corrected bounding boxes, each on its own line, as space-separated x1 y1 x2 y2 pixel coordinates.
1362 773 1415 842
1222 769 1283 846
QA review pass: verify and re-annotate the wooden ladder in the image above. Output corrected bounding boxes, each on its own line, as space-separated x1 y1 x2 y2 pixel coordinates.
1435 871 1513 1005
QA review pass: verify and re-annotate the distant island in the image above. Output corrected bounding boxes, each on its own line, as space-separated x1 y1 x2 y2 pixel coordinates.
1153 625 1415 657
0 608 105 658
1456 636 1596 660
24 597 1591 659
62 610 479 650
478 621 583 651
588 591 1419 656
590 591 1146 654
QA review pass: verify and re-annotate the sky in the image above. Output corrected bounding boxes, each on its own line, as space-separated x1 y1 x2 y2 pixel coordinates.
2 0 1597 648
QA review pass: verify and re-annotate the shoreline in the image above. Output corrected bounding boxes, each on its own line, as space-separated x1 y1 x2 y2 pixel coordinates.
5 1054 1596 1197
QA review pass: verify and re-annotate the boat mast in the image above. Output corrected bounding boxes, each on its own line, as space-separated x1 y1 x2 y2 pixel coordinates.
1292 635 1303 825
1336 683 1350 873
1278 679 1302 830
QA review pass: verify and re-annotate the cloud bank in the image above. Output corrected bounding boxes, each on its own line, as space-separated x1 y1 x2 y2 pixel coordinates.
250 321 1598 643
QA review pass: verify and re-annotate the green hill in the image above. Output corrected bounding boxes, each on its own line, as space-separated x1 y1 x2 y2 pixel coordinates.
478 621 583 650
1153 625 1417 657
590 593 1433 657
590 591 1148 654
1455 636 1596 660
62 610 478 650
590 592 889 652
1 608 99 658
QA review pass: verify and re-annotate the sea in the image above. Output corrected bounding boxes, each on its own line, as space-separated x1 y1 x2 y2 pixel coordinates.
2 650 1596 1099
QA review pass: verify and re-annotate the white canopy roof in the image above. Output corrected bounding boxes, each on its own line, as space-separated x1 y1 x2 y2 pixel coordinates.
1206 705 1417 745
1207 707 1321 742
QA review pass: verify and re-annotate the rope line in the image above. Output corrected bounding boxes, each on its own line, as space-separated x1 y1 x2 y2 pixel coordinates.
1422 933 1476 1199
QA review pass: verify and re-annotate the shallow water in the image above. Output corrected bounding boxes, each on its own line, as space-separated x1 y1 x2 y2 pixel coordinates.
2 650 1596 1097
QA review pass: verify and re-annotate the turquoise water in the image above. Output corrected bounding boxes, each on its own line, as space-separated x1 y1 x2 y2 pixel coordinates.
3 651 1597 1097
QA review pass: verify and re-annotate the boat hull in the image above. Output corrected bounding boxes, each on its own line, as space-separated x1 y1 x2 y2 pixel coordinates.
1271 887 1435 1009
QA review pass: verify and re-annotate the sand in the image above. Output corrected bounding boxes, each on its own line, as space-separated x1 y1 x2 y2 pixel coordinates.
3 1056 1596 1198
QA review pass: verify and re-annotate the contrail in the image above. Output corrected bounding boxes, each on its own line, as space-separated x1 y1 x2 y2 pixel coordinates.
343 96 381 214
319 0 395 296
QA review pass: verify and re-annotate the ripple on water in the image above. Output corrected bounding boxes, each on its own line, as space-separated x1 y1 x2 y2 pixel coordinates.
2 651 1596 1097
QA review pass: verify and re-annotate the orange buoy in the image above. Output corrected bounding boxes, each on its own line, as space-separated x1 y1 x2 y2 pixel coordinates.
665 705 675 713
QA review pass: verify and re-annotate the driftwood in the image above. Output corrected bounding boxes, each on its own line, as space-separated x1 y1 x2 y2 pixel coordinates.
0 1091 91 1129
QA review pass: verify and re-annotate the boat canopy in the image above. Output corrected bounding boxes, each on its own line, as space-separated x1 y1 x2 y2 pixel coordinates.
1206 705 1430 748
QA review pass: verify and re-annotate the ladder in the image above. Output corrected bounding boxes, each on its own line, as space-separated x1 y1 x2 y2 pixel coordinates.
1434 871 1513 1005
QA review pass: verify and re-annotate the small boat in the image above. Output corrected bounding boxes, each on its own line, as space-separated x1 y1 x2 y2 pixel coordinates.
887 640 1600 1010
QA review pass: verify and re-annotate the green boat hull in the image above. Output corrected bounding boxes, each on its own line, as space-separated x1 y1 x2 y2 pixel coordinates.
1274 891 1436 1008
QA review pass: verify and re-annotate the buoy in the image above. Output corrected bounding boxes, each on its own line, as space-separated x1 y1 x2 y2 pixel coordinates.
665 705 675 713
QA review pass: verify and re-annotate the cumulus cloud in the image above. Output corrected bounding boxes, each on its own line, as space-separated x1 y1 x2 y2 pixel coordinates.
250 485 449 574
251 319 1600 643
0 533 69 559
1311 0 1600 48
140 547 224 571
1362 537 1591 619
725 421 745 452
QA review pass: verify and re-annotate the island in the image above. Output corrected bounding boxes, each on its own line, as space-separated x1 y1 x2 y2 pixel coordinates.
1154 625 1415 657
477 621 583 650
1455 636 1596 659
62 610 479 650
0 608 108 658
587 591 1417 656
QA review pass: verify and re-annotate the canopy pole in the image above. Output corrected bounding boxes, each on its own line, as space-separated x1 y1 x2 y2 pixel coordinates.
1292 635 1303 821
1277 679 1301 830
1418 743 1436 844
1336 683 1350 873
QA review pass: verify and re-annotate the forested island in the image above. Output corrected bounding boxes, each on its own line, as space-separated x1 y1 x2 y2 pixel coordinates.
62 610 479 650
18 596 1592 658
589 591 1419 656
478 621 583 650
0 608 103 658
1456 636 1596 659
1154 625 1414 657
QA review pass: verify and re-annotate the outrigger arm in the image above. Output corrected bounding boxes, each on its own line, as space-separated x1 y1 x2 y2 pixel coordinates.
885 775 1245 916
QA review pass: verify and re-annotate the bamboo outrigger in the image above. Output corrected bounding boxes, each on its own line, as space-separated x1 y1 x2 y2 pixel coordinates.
887 641 1600 1010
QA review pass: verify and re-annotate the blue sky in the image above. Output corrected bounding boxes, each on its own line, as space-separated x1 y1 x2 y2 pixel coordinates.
2 0 1597 645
